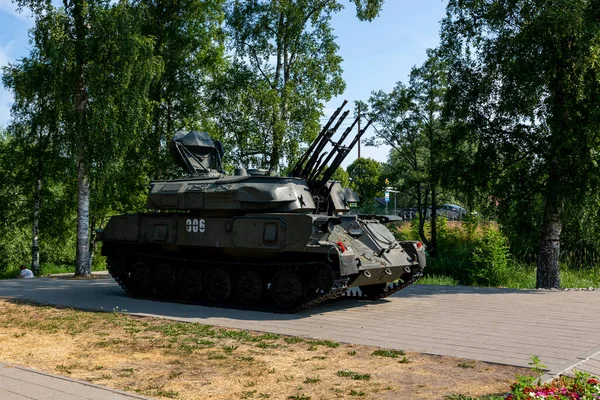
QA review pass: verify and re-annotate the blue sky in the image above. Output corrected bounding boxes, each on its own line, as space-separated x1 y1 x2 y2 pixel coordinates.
0 0 448 166
328 0 447 165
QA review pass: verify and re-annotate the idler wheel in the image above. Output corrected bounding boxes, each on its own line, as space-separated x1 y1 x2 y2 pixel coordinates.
271 270 304 310
359 283 387 300
235 269 263 305
130 262 152 296
315 265 334 293
304 265 333 299
205 268 232 302
179 266 203 300
154 263 178 298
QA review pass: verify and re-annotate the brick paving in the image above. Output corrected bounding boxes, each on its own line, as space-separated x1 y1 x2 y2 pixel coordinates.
577 353 600 377
0 363 149 400
1 278 599 379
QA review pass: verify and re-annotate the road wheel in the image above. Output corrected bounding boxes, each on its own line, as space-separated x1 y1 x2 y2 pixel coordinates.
108 252 127 277
205 268 232 302
179 266 203 300
130 262 152 296
271 270 304 310
154 263 178 298
235 269 263 305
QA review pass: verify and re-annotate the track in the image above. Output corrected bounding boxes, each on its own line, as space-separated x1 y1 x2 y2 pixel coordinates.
107 252 424 313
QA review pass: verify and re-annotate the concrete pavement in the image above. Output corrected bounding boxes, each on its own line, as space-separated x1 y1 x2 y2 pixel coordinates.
0 277 599 383
0 363 150 400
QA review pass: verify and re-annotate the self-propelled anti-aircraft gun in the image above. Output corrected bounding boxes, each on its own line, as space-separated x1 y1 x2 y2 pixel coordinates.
98 102 425 312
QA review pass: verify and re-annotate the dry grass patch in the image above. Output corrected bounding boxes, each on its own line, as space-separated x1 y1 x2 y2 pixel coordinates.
0 299 531 399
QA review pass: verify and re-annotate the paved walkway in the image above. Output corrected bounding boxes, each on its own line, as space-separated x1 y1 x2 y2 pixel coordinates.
1 278 599 380
0 363 149 400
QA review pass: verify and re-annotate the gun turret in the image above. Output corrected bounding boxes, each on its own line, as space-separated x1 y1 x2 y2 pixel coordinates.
299 110 349 178
292 102 373 213
306 116 359 184
290 100 348 178
314 119 373 195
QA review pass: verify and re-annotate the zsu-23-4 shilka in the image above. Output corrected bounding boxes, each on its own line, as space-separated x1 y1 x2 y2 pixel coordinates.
98 101 426 312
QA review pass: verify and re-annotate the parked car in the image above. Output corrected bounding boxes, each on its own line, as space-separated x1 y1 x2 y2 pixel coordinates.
439 204 468 220
394 204 471 221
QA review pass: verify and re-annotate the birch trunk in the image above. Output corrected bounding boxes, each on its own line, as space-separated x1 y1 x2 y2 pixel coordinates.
31 120 43 276
73 0 90 277
31 176 42 276
536 171 562 289
75 152 91 276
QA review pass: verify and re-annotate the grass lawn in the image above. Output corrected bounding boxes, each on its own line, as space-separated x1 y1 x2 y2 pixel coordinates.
0 298 533 399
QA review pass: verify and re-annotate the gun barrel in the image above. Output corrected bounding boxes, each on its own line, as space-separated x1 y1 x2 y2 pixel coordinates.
307 116 359 185
290 100 347 177
316 119 373 193
300 109 349 178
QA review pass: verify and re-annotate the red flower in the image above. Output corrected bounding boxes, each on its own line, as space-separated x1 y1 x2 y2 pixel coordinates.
587 378 599 385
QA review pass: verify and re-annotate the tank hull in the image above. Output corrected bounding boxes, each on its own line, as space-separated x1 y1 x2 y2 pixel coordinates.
100 212 425 312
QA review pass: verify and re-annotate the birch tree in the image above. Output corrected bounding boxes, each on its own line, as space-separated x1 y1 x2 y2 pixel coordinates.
10 0 159 276
441 0 600 288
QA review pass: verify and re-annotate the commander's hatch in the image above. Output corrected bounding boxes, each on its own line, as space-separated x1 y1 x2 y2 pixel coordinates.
169 130 224 175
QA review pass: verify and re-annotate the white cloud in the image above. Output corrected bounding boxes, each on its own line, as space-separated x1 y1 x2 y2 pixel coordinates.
0 40 14 66
0 0 33 22
0 42 16 127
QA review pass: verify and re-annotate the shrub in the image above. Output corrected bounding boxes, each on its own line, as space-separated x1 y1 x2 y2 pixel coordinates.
462 212 480 239
467 225 509 286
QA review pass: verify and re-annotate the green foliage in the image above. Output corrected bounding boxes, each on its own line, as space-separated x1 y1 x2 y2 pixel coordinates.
351 0 384 21
142 0 225 179
508 368 599 400
371 349 405 358
394 220 509 286
1 0 222 272
223 0 382 170
225 0 344 169
462 212 480 239
336 370 371 381
331 168 350 188
0 225 29 273
347 157 383 203
365 49 451 249
306 339 339 349
2 0 164 275
441 0 600 287
416 274 459 286
468 226 510 287
395 219 600 289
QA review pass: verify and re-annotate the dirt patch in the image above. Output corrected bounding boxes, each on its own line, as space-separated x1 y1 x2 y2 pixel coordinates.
0 299 531 399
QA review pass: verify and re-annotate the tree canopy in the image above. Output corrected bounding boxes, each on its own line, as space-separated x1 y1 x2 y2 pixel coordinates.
347 157 383 205
223 0 384 170
365 49 449 250
441 0 600 287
